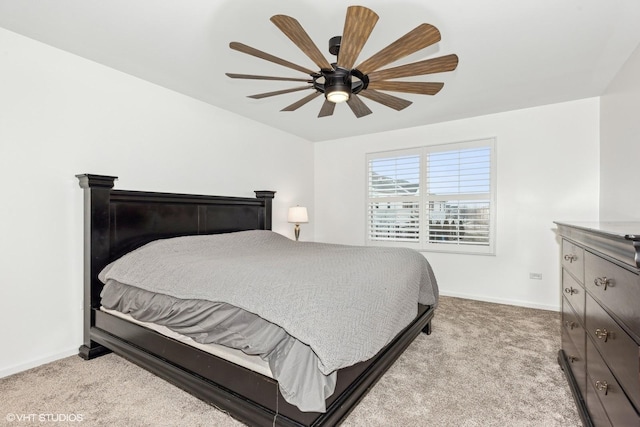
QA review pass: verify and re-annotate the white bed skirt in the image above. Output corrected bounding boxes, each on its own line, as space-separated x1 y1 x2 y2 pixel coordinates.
100 307 273 378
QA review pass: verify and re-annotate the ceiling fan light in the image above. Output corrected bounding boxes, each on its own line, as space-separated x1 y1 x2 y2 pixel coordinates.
326 90 350 103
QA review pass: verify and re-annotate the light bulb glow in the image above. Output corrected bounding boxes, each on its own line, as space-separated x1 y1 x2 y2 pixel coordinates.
326 90 350 103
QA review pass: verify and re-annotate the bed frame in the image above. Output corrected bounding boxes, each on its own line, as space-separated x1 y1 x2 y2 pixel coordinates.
77 174 435 427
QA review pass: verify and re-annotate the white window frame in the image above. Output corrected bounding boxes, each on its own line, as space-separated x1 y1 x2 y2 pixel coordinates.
366 138 497 255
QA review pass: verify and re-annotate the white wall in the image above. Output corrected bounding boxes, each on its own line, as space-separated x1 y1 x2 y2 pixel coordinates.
0 29 314 377
600 43 640 220
314 99 600 311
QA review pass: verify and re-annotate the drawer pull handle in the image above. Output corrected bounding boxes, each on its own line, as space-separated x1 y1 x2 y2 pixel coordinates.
564 287 578 295
595 380 609 395
594 276 611 290
564 320 577 330
595 328 610 342
564 254 578 263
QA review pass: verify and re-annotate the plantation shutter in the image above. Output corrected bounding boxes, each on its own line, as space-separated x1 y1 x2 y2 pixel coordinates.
367 152 421 243
425 145 492 247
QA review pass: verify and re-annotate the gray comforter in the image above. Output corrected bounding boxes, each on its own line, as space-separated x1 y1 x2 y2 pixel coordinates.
100 280 336 412
99 230 438 411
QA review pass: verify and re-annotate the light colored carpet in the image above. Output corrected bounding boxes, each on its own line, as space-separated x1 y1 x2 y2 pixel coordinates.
1 296 582 426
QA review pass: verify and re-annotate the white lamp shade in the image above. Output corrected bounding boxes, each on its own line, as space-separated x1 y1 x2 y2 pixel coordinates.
288 206 308 223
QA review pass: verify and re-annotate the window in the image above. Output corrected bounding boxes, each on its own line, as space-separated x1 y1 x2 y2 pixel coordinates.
366 139 496 255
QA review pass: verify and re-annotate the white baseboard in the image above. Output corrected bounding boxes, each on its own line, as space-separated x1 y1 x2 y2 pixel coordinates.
0 347 78 379
439 290 560 312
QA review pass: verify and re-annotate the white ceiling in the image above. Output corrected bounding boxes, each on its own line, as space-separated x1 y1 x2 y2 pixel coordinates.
1 0 639 142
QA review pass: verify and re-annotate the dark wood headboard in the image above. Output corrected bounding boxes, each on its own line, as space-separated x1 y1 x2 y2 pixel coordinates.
76 173 275 357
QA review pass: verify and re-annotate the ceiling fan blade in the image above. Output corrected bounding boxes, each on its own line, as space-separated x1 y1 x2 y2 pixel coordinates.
229 42 316 75
271 15 333 71
226 73 312 82
367 81 444 95
367 54 459 82
356 24 441 74
346 94 373 118
358 89 412 111
248 86 313 99
281 91 322 111
318 100 336 117
337 6 379 70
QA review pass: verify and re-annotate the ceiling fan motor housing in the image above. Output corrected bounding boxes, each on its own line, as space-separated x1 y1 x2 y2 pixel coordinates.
314 66 368 101
323 67 351 95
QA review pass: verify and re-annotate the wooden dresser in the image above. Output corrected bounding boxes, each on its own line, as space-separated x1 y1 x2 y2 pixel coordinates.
556 222 640 426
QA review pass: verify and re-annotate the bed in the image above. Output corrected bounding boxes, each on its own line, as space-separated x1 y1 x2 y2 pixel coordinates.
77 173 437 426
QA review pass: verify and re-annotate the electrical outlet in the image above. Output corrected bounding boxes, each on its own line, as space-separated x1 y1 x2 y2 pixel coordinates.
529 273 542 280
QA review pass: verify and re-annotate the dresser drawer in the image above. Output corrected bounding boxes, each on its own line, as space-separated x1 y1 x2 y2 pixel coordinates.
587 339 640 427
562 239 584 283
586 294 640 411
586 380 613 427
562 268 585 322
562 298 586 358
562 325 586 400
585 250 640 339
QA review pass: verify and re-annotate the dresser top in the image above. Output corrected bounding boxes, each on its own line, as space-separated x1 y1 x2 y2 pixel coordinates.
555 221 640 269
554 222 640 242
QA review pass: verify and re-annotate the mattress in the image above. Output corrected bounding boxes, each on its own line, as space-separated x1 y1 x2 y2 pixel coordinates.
100 307 273 378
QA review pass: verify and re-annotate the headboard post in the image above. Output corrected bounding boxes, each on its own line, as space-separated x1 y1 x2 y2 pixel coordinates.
76 173 117 359
255 191 276 230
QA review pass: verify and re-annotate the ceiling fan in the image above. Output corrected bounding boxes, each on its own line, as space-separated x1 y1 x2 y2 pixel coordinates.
226 5 458 118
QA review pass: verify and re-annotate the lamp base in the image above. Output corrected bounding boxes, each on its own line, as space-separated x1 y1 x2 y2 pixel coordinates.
294 224 300 241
